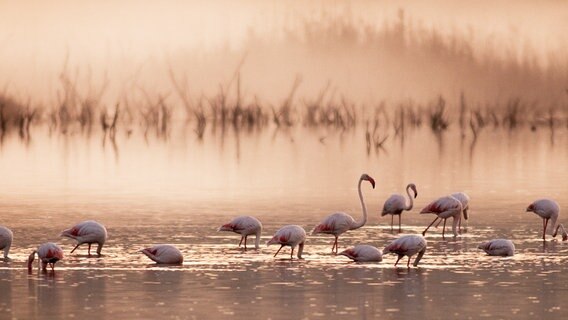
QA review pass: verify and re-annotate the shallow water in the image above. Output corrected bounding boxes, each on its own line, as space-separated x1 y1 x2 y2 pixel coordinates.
0 125 567 319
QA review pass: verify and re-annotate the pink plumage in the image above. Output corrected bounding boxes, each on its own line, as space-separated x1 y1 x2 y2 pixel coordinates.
267 225 306 259
339 245 382 262
312 173 375 254
0 226 13 259
526 198 567 241
381 183 417 231
141 244 184 264
383 234 427 267
61 220 108 256
218 215 262 249
28 242 64 271
420 196 462 238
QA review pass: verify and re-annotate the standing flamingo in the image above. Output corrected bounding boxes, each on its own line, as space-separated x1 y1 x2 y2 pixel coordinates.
0 226 13 259
435 192 471 231
141 244 184 264
383 234 427 267
218 216 262 250
60 220 108 256
381 183 418 232
267 225 306 259
312 173 375 254
478 239 515 256
339 245 382 262
526 199 568 241
420 196 462 238
27 242 64 271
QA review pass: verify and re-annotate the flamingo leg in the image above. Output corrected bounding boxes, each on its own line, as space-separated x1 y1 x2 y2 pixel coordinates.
244 236 248 250
391 215 394 231
543 218 549 240
442 218 447 238
435 219 442 228
458 216 462 233
394 255 403 266
238 236 244 247
274 245 284 257
399 215 402 232
407 256 411 268
291 247 294 259
70 243 81 254
88 243 92 256
333 236 339 254
423 217 439 236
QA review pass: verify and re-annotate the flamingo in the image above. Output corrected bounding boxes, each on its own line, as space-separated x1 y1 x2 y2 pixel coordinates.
27 242 64 271
339 245 382 262
383 234 427 267
420 196 462 238
267 225 306 259
60 220 108 256
140 244 184 264
478 239 515 256
526 199 568 241
0 226 13 259
218 215 262 250
312 173 375 254
435 192 470 231
381 183 418 232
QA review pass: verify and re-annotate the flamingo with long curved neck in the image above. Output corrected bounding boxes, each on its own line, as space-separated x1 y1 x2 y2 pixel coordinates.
526 199 568 241
381 183 418 231
312 173 375 254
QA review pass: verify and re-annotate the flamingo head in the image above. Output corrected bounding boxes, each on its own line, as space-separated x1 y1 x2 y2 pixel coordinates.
409 183 418 198
526 204 535 212
361 174 375 189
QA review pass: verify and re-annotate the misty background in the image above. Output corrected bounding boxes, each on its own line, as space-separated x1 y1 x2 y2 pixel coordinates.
1 0 567 118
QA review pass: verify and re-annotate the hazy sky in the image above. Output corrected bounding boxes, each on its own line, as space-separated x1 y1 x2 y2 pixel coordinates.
1 0 566 103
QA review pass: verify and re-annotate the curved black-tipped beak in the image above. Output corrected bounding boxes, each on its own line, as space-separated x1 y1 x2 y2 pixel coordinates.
414 192 418 199
369 178 376 189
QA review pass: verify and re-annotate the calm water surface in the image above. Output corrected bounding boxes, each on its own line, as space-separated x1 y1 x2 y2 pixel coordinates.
0 125 567 319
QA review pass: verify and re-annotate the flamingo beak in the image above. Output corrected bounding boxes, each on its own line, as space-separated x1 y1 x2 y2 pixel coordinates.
368 178 375 189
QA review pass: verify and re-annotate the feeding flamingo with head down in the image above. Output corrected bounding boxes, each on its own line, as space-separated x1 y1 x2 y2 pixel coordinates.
267 225 306 259
420 196 462 238
478 239 515 256
526 199 568 241
27 242 64 271
381 183 418 232
312 173 375 254
0 226 13 260
383 234 427 267
339 245 382 262
435 192 471 231
61 220 108 256
141 244 184 264
218 215 262 250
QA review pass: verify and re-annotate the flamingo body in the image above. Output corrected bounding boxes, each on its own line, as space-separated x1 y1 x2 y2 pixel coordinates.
383 235 427 267
420 196 462 237
526 199 567 241
382 183 417 231
0 226 13 259
339 245 382 262
313 173 375 253
218 215 262 249
61 220 108 255
28 242 64 271
141 244 183 264
478 239 515 256
267 225 306 259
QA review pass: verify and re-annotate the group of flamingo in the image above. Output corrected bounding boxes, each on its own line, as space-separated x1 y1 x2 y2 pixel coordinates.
1 173 566 271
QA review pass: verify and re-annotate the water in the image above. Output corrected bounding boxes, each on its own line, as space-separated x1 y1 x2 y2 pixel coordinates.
0 124 567 319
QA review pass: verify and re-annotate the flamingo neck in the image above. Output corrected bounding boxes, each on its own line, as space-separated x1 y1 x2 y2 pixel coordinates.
254 230 261 249
297 242 304 259
451 214 460 237
405 185 414 211
413 248 426 267
27 250 37 270
351 178 368 230
548 214 559 235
